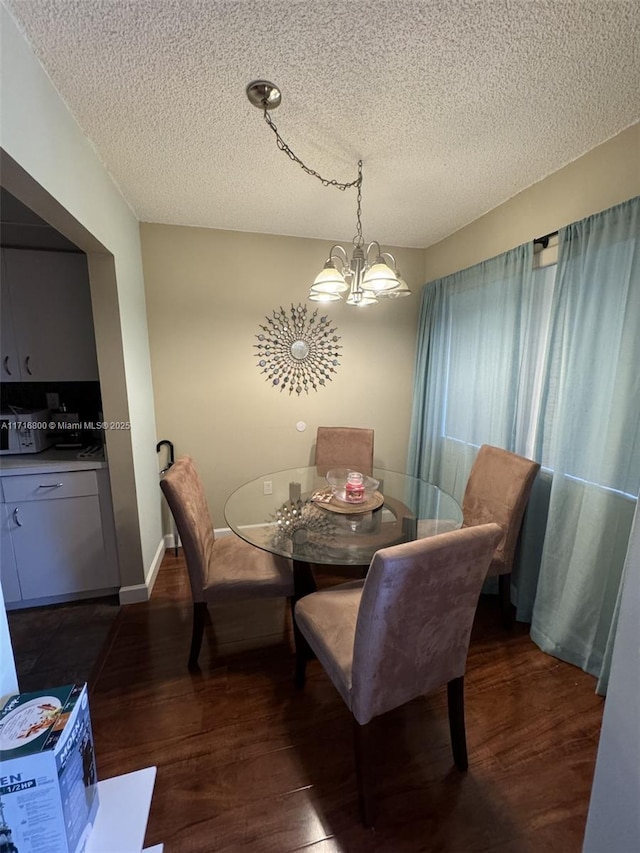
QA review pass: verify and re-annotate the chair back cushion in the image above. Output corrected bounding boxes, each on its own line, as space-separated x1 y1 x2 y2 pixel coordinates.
315 426 374 476
351 523 502 725
462 444 540 576
160 456 214 602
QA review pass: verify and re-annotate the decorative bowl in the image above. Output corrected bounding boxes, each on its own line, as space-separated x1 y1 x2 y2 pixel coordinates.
325 468 380 504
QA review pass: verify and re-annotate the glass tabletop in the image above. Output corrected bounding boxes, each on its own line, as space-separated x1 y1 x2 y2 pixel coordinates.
224 466 463 566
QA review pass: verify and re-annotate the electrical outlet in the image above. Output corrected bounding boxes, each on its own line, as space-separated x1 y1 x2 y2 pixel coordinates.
263 480 273 495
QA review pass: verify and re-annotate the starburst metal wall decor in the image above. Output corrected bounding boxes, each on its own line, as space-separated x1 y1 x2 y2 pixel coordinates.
254 304 342 395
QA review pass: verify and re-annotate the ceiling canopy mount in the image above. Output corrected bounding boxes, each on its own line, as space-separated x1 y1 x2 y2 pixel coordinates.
246 80 281 110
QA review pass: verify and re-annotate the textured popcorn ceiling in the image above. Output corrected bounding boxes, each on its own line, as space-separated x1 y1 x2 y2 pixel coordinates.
4 0 640 248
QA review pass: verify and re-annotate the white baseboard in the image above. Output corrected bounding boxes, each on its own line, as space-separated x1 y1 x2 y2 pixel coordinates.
163 526 231 549
118 584 150 605
118 530 233 604
118 537 165 604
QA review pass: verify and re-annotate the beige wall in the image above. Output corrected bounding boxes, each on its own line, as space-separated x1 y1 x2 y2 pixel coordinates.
424 123 640 282
141 225 423 523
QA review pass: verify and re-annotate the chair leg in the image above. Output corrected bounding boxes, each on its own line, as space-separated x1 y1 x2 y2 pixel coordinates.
188 602 208 670
353 719 377 828
499 573 514 629
447 676 468 771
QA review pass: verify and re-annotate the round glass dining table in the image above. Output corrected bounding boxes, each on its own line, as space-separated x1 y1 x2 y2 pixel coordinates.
224 466 463 598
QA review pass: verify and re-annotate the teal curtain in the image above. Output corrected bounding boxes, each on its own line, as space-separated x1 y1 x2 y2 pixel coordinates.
530 198 640 686
408 244 535 499
408 197 640 689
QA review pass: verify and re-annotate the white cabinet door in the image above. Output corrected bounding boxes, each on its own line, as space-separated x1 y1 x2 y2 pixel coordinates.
9 494 107 599
0 253 21 383
1 469 119 605
1 248 99 381
0 504 22 603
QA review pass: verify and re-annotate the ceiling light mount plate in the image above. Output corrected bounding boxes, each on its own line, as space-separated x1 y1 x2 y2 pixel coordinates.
246 80 281 110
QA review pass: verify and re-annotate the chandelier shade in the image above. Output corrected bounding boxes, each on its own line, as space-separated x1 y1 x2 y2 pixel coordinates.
311 260 349 293
361 256 402 292
246 79 411 307
346 290 378 307
308 289 342 302
379 272 411 298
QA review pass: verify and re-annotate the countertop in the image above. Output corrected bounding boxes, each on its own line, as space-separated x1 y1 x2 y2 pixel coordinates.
0 448 107 476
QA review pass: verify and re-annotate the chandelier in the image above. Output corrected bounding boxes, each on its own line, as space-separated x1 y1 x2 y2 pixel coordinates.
246 80 410 307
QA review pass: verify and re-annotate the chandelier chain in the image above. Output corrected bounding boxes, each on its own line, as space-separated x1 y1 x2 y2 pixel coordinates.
354 160 363 246
262 105 361 192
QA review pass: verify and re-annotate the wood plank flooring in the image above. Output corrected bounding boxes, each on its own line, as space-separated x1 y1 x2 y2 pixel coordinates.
7 594 121 692
89 551 603 852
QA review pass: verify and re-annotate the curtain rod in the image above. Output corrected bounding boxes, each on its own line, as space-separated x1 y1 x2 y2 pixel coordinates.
534 230 559 249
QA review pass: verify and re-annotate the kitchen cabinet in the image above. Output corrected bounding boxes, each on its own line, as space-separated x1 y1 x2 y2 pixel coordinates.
0 277 20 383
0 461 119 606
0 248 99 382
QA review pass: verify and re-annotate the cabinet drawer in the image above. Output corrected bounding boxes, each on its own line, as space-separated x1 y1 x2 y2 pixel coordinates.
2 470 98 502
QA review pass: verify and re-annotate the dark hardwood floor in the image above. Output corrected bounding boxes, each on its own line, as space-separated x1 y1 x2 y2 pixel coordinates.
7 594 121 693
89 552 603 852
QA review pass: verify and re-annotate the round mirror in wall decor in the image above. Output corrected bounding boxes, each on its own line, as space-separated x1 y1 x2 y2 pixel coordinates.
254 304 342 396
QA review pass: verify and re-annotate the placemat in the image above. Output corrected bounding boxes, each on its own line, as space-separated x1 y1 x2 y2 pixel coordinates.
312 489 384 514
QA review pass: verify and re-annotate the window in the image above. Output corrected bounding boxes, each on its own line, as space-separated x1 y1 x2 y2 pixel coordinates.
443 262 556 460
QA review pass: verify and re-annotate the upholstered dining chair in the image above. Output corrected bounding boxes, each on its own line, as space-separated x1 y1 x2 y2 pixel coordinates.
160 456 294 669
314 426 374 476
313 426 375 581
461 444 540 627
294 523 502 826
